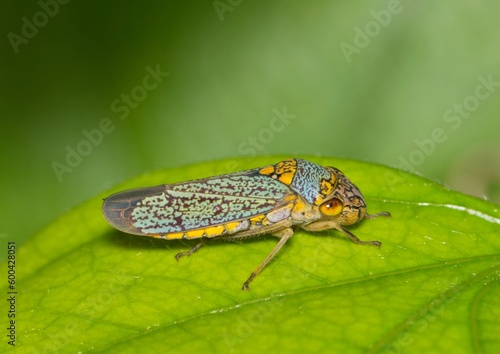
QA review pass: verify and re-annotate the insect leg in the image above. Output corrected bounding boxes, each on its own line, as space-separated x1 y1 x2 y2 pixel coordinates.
301 221 381 248
242 227 294 291
175 239 210 261
175 217 294 263
365 211 391 219
337 225 381 248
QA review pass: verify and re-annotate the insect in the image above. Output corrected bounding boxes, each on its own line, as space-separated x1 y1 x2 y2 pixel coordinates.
102 158 390 290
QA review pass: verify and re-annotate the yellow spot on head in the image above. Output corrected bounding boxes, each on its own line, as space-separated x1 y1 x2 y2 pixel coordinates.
320 180 334 195
278 172 294 186
314 174 338 205
259 165 275 176
275 160 297 175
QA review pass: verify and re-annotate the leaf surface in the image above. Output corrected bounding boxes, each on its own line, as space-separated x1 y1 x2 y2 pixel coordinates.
9 157 500 353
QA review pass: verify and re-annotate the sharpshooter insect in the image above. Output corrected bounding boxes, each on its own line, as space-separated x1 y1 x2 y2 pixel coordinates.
102 158 390 289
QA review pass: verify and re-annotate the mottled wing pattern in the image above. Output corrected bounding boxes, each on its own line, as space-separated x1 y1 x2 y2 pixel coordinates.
102 169 294 236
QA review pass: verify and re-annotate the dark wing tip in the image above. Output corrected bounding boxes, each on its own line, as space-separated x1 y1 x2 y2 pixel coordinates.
102 185 165 235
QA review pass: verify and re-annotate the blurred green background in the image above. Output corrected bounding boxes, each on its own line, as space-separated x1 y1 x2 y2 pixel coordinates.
2 0 499 246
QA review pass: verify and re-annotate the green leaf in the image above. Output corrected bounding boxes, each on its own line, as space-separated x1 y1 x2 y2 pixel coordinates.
9 156 500 353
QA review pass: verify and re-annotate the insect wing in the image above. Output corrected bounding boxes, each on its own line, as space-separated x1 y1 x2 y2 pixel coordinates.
102 169 294 237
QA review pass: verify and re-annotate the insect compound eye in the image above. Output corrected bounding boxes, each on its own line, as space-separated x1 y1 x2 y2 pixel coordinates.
319 198 343 216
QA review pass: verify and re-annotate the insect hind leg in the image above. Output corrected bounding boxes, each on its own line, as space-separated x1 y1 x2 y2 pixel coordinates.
174 219 291 261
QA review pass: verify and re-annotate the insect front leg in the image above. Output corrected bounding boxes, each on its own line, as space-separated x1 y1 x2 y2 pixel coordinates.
365 211 391 219
301 221 382 248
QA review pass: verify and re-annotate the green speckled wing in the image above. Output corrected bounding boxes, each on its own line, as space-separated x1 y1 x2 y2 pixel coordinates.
102 169 294 236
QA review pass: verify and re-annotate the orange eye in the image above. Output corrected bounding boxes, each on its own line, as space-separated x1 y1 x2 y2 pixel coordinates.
319 198 343 216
